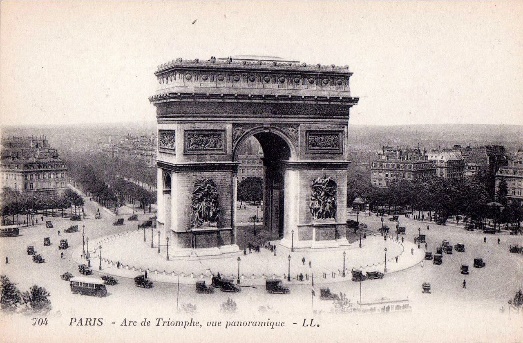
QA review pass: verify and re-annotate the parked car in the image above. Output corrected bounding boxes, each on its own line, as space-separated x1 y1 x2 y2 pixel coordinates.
473 258 486 268
424 252 433 260
433 254 443 265
465 224 475 231
101 275 118 285
436 247 443 254
460 265 469 275
509 245 523 254
113 218 124 226
32 254 45 263
195 280 215 294
70 215 82 221
483 228 496 234
415 234 426 243
422 282 431 293
351 269 367 282
211 274 240 292
27 245 35 255
95 213 102 219
454 243 465 252
441 240 450 247
320 288 340 300
138 220 153 228
45 221 53 228
43 237 51 246
366 271 384 279
396 226 406 234
128 214 138 221
389 215 399 221
444 245 453 254
78 264 93 275
59 239 69 250
65 225 79 233
134 275 153 288
265 279 290 294
61 272 73 281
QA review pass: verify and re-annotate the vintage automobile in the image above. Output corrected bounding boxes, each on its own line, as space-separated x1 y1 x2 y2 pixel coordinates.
436 247 443 254
366 271 385 280
265 279 290 294
95 213 102 219
509 245 523 254
70 215 82 221
61 272 74 281
43 237 51 246
101 275 118 285
444 245 453 254
0 225 20 237
473 258 486 268
424 252 433 260
138 220 153 228
45 221 53 228
59 239 69 250
441 240 450 247
433 254 443 265
454 243 465 252
65 225 79 233
460 265 469 275
346 219 359 229
27 245 35 255
465 224 475 231
351 269 367 282
211 274 240 292
320 288 340 300
396 226 406 235
128 214 138 221
422 282 431 293
78 264 93 275
389 215 399 222
483 228 497 234
435 217 447 225
134 275 153 288
415 234 426 244
113 218 124 226
195 280 215 294
32 254 45 263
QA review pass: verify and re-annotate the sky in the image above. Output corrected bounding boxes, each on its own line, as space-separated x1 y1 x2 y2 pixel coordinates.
1 0 522 127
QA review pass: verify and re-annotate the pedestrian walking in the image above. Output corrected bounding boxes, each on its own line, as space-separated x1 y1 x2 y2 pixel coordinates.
462 279 466 289
395 256 398 263
411 248 414 255
498 238 500 244
421 260 424 268
425 242 428 249
117 261 121 269
58 230 60 236
5 257 8 264
484 237 486 243
60 252 64 259
145 270 148 279
302 257 305 265
427 225 430 230
401 236 404 243
308 261 311 268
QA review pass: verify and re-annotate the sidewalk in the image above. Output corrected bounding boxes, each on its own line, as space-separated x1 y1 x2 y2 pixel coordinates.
76 229 424 286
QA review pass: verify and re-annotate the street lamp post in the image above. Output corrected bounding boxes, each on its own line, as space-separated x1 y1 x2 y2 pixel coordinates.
143 225 146 242
418 228 421 249
151 227 154 248
359 231 362 248
86 237 89 259
237 256 241 284
384 247 387 273
158 231 161 253
166 237 170 261
287 255 291 282
356 210 360 227
99 245 102 271
82 225 85 258
342 251 346 277
291 230 294 252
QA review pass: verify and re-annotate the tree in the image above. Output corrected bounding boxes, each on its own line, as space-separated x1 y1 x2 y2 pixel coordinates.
237 177 263 204
1 276 22 313
496 178 508 206
22 285 51 314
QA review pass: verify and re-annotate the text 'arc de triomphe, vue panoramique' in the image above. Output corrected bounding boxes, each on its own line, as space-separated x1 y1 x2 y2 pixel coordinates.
149 56 358 257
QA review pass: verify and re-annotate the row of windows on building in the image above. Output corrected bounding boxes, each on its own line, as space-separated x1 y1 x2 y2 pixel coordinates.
19 172 66 180
25 181 66 190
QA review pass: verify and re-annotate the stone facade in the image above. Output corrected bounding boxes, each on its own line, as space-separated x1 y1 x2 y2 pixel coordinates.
150 56 358 255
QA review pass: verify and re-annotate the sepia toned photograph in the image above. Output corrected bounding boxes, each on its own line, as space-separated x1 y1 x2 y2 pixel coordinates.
1 1 522 342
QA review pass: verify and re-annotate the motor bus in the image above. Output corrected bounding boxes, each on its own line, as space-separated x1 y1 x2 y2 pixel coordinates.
70 276 107 297
0 225 20 237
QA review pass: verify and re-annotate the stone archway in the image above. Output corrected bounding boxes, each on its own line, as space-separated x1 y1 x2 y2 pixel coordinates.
150 56 358 255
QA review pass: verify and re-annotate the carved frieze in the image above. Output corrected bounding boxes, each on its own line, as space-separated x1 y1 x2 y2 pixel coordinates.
309 176 337 220
306 130 343 154
184 130 226 154
158 130 176 153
